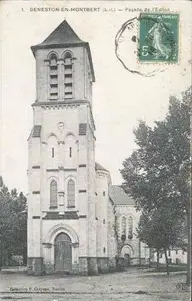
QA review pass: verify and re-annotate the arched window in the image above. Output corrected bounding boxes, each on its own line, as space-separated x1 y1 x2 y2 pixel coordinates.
50 180 57 208
67 179 75 208
49 53 58 100
128 216 133 239
121 216 126 235
64 52 73 99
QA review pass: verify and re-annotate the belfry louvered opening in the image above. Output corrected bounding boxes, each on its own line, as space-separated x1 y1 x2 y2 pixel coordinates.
49 53 58 100
64 52 73 99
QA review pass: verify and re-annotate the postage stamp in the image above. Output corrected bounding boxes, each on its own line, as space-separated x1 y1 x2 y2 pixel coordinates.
138 13 179 63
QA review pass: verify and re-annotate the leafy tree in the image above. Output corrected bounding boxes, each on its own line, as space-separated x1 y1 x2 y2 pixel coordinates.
0 176 27 269
0 176 10 269
120 87 191 282
137 209 183 274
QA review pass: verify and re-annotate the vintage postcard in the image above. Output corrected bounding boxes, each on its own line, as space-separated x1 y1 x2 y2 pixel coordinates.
0 1 191 300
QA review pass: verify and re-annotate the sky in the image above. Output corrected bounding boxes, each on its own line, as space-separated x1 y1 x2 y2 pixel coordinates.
0 0 191 194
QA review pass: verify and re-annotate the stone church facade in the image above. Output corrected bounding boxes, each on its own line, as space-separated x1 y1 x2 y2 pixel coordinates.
27 20 148 276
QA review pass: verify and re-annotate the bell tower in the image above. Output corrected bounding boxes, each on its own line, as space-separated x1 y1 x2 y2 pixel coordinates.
31 20 95 104
27 20 98 275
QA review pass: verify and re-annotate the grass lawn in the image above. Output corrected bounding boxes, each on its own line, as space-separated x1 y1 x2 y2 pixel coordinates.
147 264 187 273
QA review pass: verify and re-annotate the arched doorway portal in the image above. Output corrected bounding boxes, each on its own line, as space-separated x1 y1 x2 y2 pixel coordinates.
54 232 72 272
121 245 134 267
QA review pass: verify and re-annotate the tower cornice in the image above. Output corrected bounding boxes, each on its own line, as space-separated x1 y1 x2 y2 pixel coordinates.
32 100 96 131
32 100 89 106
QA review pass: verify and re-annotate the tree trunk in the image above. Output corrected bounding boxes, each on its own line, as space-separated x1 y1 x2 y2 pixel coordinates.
0 248 2 270
148 248 151 266
164 248 169 275
139 240 141 266
187 210 191 285
0 254 2 271
156 250 160 271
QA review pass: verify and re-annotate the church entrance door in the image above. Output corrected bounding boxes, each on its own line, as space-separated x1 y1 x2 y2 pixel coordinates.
54 233 72 273
124 253 130 267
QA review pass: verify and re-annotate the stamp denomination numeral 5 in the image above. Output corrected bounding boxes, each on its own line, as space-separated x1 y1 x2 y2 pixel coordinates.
141 46 149 56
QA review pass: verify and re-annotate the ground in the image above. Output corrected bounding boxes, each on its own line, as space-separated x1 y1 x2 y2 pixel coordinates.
0 268 190 301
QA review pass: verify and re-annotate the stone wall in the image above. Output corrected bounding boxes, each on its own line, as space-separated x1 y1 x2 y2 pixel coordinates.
95 170 109 257
79 257 88 275
115 204 143 264
97 257 108 274
87 257 98 275
107 191 117 259
27 257 44 276
108 257 116 272
72 262 80 274
43 256 118 275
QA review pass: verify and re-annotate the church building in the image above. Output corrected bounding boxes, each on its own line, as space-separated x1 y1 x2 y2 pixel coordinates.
27 20 148 276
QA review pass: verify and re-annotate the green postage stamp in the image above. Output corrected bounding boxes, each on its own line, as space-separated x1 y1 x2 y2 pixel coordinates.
139 13 179 63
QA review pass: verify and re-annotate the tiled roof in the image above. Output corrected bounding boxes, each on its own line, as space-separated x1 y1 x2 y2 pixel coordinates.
111 185 135 206
32 125 41 138
39 20 83 46
95 162 108 172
